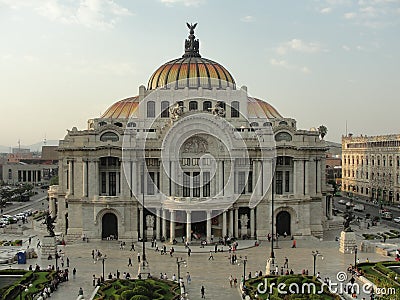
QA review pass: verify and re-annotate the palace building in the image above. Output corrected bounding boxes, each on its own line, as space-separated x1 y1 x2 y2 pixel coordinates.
342 134 400 203
49 25 330 242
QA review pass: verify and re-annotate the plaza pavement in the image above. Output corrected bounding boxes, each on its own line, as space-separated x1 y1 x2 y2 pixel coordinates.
1 220 398 300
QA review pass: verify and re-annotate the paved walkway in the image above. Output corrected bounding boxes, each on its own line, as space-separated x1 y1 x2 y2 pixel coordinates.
0 223 397 300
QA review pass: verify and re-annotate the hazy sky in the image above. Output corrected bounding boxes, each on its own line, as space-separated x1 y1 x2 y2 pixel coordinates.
1 0 399 147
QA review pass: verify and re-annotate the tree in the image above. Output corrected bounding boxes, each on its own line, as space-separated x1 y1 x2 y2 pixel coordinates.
49 175 59 186
318 125 328 140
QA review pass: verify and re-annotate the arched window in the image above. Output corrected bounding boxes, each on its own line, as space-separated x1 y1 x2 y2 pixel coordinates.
275 132 292 142
161 101 169 118
100 132 119 142
147 101 155 118
203 101 212 111
114 122 123 127
263 122 272 127
250 122 259 127
279 121 288 126
127 122 136 127
189 101 198 111
231 101 239 118
99 121 107 126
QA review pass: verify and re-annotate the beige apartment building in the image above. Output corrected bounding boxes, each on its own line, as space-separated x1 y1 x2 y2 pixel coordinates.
342 134 400 203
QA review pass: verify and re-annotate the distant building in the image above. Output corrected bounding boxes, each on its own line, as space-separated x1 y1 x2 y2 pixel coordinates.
342 134 400 202
2 146 58 186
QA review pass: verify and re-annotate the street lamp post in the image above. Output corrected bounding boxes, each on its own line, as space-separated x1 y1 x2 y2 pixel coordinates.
352 246 358 268
142 162 146 266
100 255 107 282
176 258 187 299
311 250 323 277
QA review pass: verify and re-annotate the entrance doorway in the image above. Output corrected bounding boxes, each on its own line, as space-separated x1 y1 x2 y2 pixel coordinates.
276 211 291 236
102 213 118 240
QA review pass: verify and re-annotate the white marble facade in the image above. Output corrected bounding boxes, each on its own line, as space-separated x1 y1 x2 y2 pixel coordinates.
49 27 330 242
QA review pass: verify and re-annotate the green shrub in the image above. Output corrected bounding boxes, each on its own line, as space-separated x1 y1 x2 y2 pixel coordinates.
130 296 150 300
121 290 136 300
132 286 151 297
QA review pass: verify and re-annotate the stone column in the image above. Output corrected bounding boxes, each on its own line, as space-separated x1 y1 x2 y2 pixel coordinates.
49 198 56 218
82 160 88 198
156 208 161 240
304 160 309 195
139 207 144 240
132 161 137 196
186 211 191 242
88 160 95 199
206 210 212 243
250 208 255 238
257 161 262 196
170 210 176 243
229 209 234 237
293 160 297 195
68 160 74 196
222 210 227 237
171 161 176 196
234 208 239 238
218 160 224 195
162 209 167 240
94 159 99 197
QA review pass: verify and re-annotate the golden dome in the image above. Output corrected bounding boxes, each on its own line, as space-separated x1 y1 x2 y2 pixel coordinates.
247 97 282 119
101 96 138 119
148 57 236 90
147 23 235 90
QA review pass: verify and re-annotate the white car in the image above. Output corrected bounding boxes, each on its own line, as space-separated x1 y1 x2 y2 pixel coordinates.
393 217 400 223
338 199 346 205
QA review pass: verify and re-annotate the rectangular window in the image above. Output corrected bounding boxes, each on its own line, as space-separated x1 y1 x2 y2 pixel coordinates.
182 158 190 166
276 171 283 195
247 171 253 193
285 171 290 192
161 101 169 118
203 172 210 197
101 172 106 194
147 172 155 195
193 172 200 197
231 101 239 118
192 158 199 166
238 171 246 194
183 172 191 197
109 172 116 196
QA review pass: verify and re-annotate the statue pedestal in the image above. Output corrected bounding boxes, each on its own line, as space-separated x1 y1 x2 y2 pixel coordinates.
265 257 276 275
241 226 248 238
137 261 151 278
146 228 154 240
41 236 57 257
339 230 357 254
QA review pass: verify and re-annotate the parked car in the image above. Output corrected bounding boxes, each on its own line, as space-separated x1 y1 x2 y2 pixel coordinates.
338 199 347 205
354 204 365 211
394 217 400 223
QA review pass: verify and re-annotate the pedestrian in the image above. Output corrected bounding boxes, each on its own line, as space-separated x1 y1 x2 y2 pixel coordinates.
37 239 41 248
208 250 214 260
201 285 205 298
234 277 237 287
229 275 233 287
284 257 289 268
66 257 70 267
91 249 95 259
73 267 76 278
137 252 141 263
28 237 31 245
130 242 135 251
186 272 191 284
92 274 96 286
214 243 218 253
78 287 83 296
292 239 297 248
383 236 387 243
128 257 132 267
188 247 191 257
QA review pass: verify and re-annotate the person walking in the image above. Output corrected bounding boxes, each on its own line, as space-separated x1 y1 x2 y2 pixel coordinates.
137 252 141 263
284 257 289 268
208 250 214 260
188 247 192 257
201 285 205 298
292 239 297 248
78 287 83 296
186 272 191 284
128 257 132 267
66 257 70 267
72 267 76 279
130 242 135 251
229 275 233 287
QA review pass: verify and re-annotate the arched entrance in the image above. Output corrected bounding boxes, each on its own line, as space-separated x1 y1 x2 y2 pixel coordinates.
276 211 291 236
102 213 118 240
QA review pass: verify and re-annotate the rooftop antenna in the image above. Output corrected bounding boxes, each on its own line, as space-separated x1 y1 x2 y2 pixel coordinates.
44 134 47 145
18 139 21 152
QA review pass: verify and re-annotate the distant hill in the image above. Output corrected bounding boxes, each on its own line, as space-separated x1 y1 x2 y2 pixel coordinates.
0 140 59 153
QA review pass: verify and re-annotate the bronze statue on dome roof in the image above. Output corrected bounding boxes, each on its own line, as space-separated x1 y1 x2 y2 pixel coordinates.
184 22 200 57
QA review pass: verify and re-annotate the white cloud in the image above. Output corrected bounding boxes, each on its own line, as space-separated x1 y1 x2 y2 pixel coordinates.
342 45 351 51
160 0 205 7
276 39 323 55
0 0 133 29
240 15 255 22
344 12 357 19
320 7 332 13
270 58 311 74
